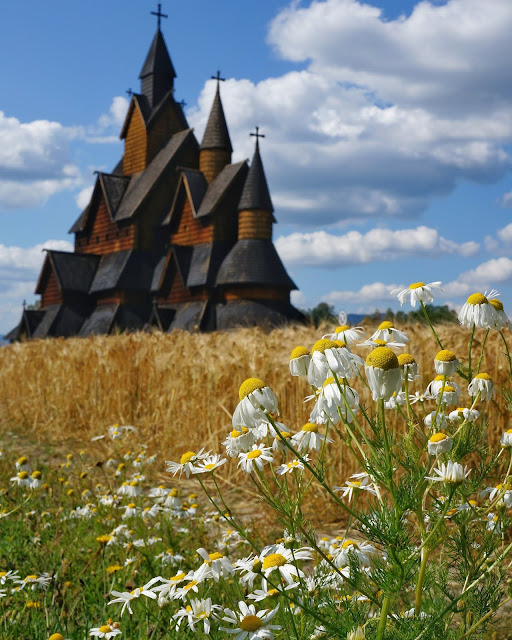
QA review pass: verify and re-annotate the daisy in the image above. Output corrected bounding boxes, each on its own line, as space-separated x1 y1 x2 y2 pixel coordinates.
448 407 479 423
192 454 227 474
248 583 297 602
468 373 494 401
151 571 194 603
166 449 208 478
384 391 407 409
290 423 332 452
0 570 20 585
310 378 359 425
364 347 402 401
235 555 263 590
89 622 122 639
121 503 139 519
500 429 512 448
276 455 310 475
427 433 452 456
426 461 471 485
480 484 512 508
323 324 366 347
409 390 435 404
173 597 221 634
289 346 311 377
148 485 169 499
489 298 510 329
238 444 274 473
391 281 443 307
398 353 418 380
370 321 409 344
458 292 496 329
10 471 31 487
438 384 460 406
15 456 30 472
426 375 461 397
15 573 52 590
223 427 256 457
424 411 448 430
108 577 160 615
357 337 407 350
434 350 459 376
195 548 236 582
260 544 312 584
333 539 376 567
221 601 281 640
232 379 278 429
155 550 185 566
270 427 293 452
334 474 378 502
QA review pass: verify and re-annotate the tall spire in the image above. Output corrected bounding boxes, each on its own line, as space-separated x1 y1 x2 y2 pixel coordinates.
139 18 176 108
200 75 232 153
238 129 274 213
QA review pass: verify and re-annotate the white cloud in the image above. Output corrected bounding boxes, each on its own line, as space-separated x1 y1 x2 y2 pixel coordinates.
75 185 94 210
186 0 512 226
443 256 512 297
499 190 512 208
275 225 479 267
97 96 129 130
323 281 402 306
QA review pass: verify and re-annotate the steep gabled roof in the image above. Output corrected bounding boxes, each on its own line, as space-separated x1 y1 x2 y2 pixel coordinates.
186 242 232 288
216 299 304 330
99 173 131 218
35 251 100 295
139 29 176 81
4 309 46 342
216 239 296 290
89 250 160 293
32 305 89 339
79 304 118 337
200 84 232 152
120 94 151 139
238 139 274 215
115 128 196 222
162 169 208 226
196 160 248 218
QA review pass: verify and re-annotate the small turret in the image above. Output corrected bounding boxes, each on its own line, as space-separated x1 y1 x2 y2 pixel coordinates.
200 74 233 183
139 27 176 108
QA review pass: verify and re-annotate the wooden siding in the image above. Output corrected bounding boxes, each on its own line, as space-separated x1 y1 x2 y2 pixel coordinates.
170 198 213 245
158 263 204 305
224 287 289 302
41 267 62 308
199 149 231 183
146 103 188 166
123 107 147 175
95 293 124 305
76 197 135 255
238 210 273 240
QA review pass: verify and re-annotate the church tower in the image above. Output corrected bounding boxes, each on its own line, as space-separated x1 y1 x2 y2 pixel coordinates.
199 74 233 183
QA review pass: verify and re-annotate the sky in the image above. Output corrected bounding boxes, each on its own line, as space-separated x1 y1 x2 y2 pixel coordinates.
2 0 512 334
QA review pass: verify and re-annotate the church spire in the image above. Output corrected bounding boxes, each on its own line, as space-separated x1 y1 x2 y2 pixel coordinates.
199 72 233 183
139 7 176 108
238 128 274 213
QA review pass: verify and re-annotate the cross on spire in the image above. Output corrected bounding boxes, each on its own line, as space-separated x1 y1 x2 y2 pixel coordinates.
250 126 265 147
151 3 168 29
211 70 225 87
178 99 187 108
126 88 134 97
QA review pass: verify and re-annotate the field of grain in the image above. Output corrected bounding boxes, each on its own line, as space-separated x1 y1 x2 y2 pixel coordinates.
0 322 509 491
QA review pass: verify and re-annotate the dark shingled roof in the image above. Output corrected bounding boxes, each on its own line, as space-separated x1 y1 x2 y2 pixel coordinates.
99 173 130 217
4 309 46 342
238 139 274 214
216 239 296 290
90 251 132 293
146 304 177 331
162 170 208 226
31 305 62 339
200 84 233 153
185 242 232 288
36 251 100 294
115 128 194 222
169 301 208 331
31 305 89 339
139 29 176 81
90 250 160 293
172 245 194 284
196 161 248 218
151 254 168 293
69 204 90 234
79 304 149 337
216 299 305 330
79 304 118 337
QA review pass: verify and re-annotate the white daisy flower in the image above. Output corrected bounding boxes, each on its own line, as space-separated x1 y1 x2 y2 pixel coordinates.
15 456 31 472
427 433 452 456
173 597 221 634
448 407 479 423
289 346 311 377
171 578 201 601
480 484 512 508
223 427 256 458
426 376 461 397
0 570 20 585
424 411 448 430
248 583 297 602
163 488 182 509
195 548 236 582
151 571 193 603
238 444 274 473
276 455 310 475
166 449 208 478
89 622 122 638
232 379 278 429
108 577 160 615
148 485 169 499
489 298 510 329
323 324 366 347
15 573 52 590
307 339 361 387
458 292 496 329
434 350 459 376
333 539 376 567
487 513 501 532
259 544 312 585
121 503 139 519
234 555 263 590
334 474 378 502
384 391 407 409
500 429 512 448
409 391 435 404
391 281 443 307
426 461 471 485
269 426 293 452
370 321 409 344
221 601 281 640
309 378 359 425
438 384 460 406
468 373 494 401
290 423 332 452
191 454 227 474
364 347 402 401
357 338 407 350
397 353 418 380
10 471 32 487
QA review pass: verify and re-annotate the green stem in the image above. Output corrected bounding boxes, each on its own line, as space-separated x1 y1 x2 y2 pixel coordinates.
467 323 476 380
414 547 430 616
420 300 443 349
499 329 512 381
476 328 490 375
376 595 391 640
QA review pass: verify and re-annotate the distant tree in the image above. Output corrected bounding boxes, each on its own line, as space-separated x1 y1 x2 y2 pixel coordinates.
26 300 41 311
302 302 338 328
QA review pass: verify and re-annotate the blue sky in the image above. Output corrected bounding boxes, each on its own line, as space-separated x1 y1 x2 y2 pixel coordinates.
2 0 512 333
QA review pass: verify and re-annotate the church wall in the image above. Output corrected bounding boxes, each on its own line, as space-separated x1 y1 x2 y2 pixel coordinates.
159 268 204 305
238 210 273 240
199 149 231 184
146 103 187 165
76 198 136 255
223 287 289 302
123 107 147 175
40 268 62 308
170 199 213 245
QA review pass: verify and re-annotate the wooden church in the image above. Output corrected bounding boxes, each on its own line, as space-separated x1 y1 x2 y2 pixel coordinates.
7 8 303 341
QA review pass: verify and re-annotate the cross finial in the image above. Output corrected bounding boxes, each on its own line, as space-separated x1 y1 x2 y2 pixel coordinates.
250 126 265 148
151 3 168 29
178 99 187 108
211 70 225 87
126 88 134 97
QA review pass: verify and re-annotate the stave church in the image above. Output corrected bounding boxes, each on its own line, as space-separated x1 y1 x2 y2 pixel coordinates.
6 7 303 341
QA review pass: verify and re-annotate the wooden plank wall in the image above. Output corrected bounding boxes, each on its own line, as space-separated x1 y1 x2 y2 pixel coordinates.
41 268 62 308
123 108 147 175
170 199 213 245
224 287 289 302
76 198 135 254
238 210 272 240
199 149 231 183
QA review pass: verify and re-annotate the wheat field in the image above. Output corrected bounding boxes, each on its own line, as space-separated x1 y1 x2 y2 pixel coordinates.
1 323 509 481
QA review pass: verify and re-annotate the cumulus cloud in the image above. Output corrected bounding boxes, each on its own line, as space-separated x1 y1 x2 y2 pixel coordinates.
443 256 512 297
323 282 403 306
499 190 512 208
186 0 512 226
275 225 479 267
75 185 94 210
86 96 129 143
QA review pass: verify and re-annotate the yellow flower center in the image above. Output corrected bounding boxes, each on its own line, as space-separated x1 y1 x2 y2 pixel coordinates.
336 325 350 332
180 451 196 465
247 449 263 459
267 588 278 596
429 433 447 443
231 429 244 438
475 373 492 381
506 429 512 434
18 471 29 479
374 339 388 346
169 488 178 497
129 480 139 487
17 456 28 465
96 534 112 544
239 378 266 400
204 463 216 470
240 615 263 631
378 320 394 330
290 346 310 360
350 481 362 487
468 500 477 506
49 634 65 640
184 581 197 590
489 298 504 311
467 292 488 305
409 282 425 289
365 347 399 371
262 553 287 569
208 552 224 563
342 539 359 550
443 385 456 393
106 565 122 574
435 349 457 362
312 339 337 354
333 340 347 348
99 625 112 633
171 572 186 582
398 353 415 366
301 423 318 433
127 503 136 509
26 575 37 581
